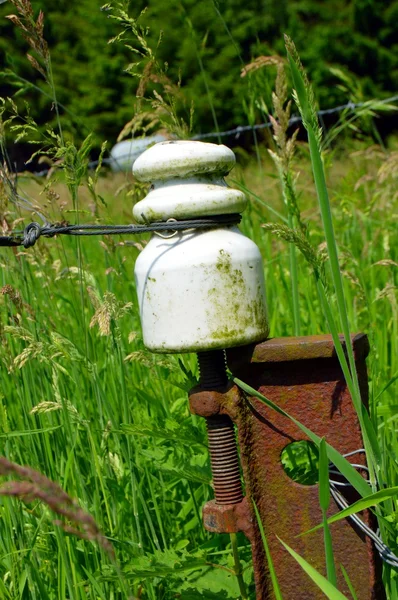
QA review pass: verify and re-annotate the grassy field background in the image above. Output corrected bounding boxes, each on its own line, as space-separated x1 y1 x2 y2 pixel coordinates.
0 135 397 598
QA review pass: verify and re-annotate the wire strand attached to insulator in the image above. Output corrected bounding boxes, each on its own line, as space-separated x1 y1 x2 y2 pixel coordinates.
0 214 242 249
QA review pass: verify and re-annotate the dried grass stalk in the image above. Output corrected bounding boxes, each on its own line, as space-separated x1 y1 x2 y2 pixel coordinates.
0 456 114 559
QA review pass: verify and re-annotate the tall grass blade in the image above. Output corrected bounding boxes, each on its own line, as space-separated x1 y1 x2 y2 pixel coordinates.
230 533 248 600
315 280 381 468
319 438 337 586
278 538 349 600
253 501 283 600
230 179 288 222
374 371 398 402
340 565 359 600
285 35 380 482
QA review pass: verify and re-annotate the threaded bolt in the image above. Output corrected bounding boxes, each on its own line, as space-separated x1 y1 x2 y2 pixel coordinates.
197 350 243 505
197 350 228 389
207 415 243 504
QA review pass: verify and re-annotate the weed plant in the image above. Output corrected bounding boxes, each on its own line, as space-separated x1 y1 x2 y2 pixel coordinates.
0 1 398 599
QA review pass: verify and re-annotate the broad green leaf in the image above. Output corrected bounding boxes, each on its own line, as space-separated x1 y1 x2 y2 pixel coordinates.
125 548 207 579
180 564 246 597
278 538 349 600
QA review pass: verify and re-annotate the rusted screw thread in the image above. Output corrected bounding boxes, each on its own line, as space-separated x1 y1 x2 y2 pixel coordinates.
197 350 243 505
197 350 228 390
207 415 243 505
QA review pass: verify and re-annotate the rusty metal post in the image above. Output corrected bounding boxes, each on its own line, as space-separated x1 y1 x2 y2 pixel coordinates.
190 333 383 599
224 333 384 600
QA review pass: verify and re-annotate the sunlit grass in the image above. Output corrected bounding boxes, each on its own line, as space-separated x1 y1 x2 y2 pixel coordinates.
0 133 397 598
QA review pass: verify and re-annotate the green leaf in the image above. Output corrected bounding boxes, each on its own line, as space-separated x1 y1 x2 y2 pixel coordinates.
302 486 398 536
178 590 235 600
319 438 330 511
18 569 27 597
374 371 398 402
233 377 372 498
125 548 207 579
340 565 359 600
120 420 206 447
81 567 108 600
140 446 211 484
278 538 349 600
0 426 62 438
159 463 211 485
322 511 337 587
319 439 337 586
180 564 243 597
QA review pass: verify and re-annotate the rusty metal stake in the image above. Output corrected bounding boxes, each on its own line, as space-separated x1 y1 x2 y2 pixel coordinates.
191 336 384 599
227 334 384 600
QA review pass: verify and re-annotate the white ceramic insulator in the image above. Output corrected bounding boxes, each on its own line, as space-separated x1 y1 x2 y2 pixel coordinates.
109 134 168 172
133 140 269 353
133 141 246 222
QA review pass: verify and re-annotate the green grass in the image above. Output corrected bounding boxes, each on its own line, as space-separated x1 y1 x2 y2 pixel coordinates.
1 3 398 596
0 162 256 597
0 134 397 598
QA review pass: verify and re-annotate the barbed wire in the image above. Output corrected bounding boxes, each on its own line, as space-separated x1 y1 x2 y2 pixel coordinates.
193 94 398 140
7 93 398 178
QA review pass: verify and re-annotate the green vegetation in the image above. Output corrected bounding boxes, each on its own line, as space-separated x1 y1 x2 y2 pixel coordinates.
1 0 398 598
0 0 397 161
0 134 397 598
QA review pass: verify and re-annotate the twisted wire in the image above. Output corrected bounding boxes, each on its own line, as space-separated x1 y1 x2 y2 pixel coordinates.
330 449 398 569
0 214 241 249
6 94 398 177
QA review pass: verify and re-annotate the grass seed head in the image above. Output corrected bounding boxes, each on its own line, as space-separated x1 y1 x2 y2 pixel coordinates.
0 456 115 559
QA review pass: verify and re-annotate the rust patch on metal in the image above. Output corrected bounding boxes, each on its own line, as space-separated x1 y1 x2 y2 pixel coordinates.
203 497 254 538
189 384 241 419
225 334 384 600
227 333 370 367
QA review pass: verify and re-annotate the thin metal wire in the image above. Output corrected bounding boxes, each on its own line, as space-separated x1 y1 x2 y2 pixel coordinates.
0 214 241 249
6 94 398 178
192 94 398 140
330 449 398 569
238 389 398 567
